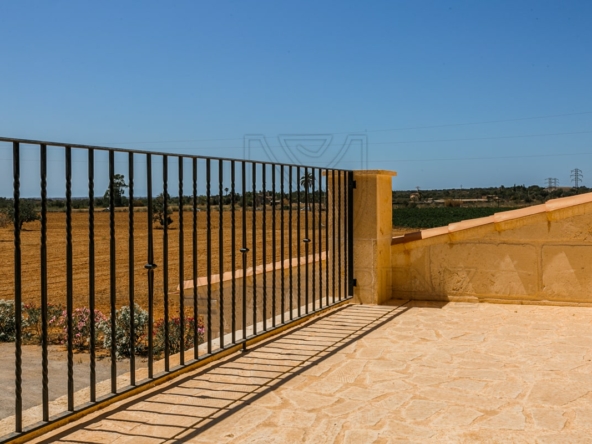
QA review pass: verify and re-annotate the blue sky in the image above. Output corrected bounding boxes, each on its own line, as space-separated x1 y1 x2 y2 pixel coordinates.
1 0 591 191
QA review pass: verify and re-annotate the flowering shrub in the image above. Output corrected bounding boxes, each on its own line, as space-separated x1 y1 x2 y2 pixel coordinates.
0 301 206 363
100 304 149 359
153 315 205 356
22 303 64 343
0 300 17 342
1 301 70 344
55 307 107 350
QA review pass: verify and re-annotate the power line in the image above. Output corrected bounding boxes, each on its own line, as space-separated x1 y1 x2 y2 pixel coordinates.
328 151 592 163
366 129 592 146
338 111 592 134
2 150 592 165
96 110 592 145
99 128 592 152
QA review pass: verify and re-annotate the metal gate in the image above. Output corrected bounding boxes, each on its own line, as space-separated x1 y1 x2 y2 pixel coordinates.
0 137 354 442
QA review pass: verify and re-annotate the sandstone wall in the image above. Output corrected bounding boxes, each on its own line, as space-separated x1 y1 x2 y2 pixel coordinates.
391 194 592 305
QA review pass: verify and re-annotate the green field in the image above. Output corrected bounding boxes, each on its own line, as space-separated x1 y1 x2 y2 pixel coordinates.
393 207 516 229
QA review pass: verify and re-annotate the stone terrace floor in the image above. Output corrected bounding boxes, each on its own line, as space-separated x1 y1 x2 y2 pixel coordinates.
30 301 592 443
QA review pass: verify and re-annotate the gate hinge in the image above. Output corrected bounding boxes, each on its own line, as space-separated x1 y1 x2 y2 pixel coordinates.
353 278 357 287
352 180 356 189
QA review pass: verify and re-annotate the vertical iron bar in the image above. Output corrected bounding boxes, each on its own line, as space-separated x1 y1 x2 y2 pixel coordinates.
218 160 224 348
13 141 22 432
192 158 198 360
40 144 49 419
280 166 285 324
338 171 342 300
325 169 330 307
317 168 322 309
178 157 185 364
289 167 293 320
146 155 155 378
241 162 247 346
163 156 170 370
206 159 212 354
251 163 257 334
88 150 96 401
231 161 236 344
296 166 301 317
342 170 346 300
128 153 135 385
311 169 316 311
304 167 309 314
66 147 74 409
347 171 355 297
332 170 336 303
108 150 116 393
271 164 276 327
262 164 267 331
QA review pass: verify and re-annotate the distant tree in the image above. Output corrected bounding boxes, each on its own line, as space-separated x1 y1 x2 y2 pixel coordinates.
94 197 105 208
300 172 315 191
153 193 173 227
103 174 128 207
47 199 65 209
4 199 40 230
0 211 9 228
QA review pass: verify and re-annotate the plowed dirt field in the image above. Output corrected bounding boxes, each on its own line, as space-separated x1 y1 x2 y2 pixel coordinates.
0 210 325 319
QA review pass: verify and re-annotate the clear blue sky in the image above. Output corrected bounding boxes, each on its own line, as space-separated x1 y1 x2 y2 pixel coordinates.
1 0 591 191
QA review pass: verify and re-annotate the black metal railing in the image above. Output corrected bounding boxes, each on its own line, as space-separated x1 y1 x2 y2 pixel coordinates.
0 136 354 441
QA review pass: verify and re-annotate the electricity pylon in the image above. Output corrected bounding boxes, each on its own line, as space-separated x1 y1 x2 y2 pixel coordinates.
545 177 558 190
571 168 583 189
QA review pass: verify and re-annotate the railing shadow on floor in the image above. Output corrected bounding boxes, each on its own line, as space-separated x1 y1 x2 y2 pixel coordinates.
33 302 411 443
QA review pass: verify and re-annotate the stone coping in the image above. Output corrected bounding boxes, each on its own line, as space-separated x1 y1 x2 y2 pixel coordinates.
322 170 397 176
352 170 397 176
177 252 326 291
392 192 592 245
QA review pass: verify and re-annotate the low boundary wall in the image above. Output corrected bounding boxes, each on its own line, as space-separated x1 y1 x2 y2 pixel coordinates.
391 194 592 305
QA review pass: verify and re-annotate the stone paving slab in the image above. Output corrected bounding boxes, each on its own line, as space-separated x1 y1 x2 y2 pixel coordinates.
28 301 592 443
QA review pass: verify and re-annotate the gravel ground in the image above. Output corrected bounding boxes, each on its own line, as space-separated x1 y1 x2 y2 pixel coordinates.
0 343 146 420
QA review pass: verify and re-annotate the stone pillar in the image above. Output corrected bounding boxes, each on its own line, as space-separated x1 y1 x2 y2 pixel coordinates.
351 170 397 304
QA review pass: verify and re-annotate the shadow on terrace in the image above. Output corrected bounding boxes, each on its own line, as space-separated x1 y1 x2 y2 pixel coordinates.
32 304 409 443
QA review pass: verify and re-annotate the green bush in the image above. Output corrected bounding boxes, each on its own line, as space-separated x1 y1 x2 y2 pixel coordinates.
154 315 205 356
0 300 18 342
22 303 64 343
100 304 149 359
3 199 40 230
